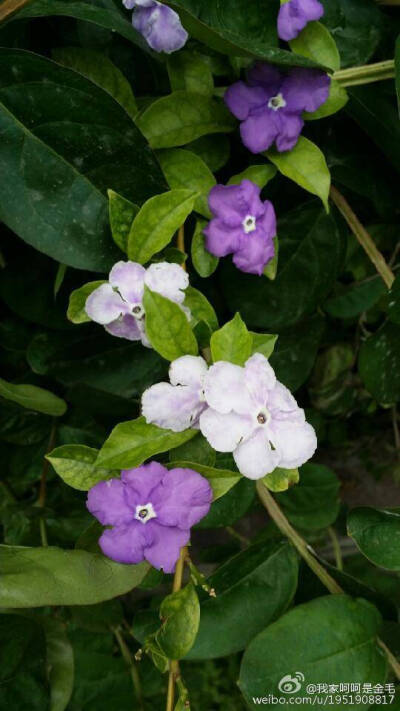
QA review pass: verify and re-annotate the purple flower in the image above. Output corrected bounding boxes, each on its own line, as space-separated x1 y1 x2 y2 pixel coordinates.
85 261 189 346
278 0 324 42
123 0 188 54
203 179 276 276
224 63 330 153
142 355 208 431
199 354 317 479
87 461 212 572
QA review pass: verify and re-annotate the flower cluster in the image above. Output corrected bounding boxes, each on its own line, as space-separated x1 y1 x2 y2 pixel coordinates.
204 179 276 276
278 0 324 41
224 62 330 153
142 352 317 480
87 461 212 572
85 260 189 346
123 0 188 53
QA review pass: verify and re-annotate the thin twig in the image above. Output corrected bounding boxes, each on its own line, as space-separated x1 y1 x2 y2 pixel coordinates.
333 60 395 87
0 0 32 22
330 186 395 289
177 225 186 271
166 546 187 711
327 527 343 571
226 525 250 547
114 626 144 711
256 481 400 680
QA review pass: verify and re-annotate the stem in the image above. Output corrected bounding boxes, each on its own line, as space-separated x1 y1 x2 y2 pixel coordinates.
166 546 187 711
226 525 250 547
333 60 395 87
177 225 186 271
328 527 343 571
330 186 395 289
114 627 144 711
0 0 32 22
256 481 400 680
37 423 57 547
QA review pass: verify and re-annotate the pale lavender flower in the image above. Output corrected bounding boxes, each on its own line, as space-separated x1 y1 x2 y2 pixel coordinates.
278 0 324 42
87 461 212 572
204 179 276 276
123 0 188 54
142 355 208 431
224 62 330 153
199 354 317 479
85 261 189 346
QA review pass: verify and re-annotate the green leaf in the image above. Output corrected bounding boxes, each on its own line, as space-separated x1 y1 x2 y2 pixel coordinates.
96 416 197 469
227 164 277 189
157 149 215 218
325 276 386 319
128 189 196 264
0 614 49 709
187 540 298 659
137 91 235 149
263 236 279 280
321 0 383 68
289 21 340 71
358 322 400 405
170 433 216 467
196 475 255 528
108 190 139 254
164 0 322 68
304 79 348 120
263 467 299 493
265 137 331 211
184 285 219 332
348 507 400 571
167 461 240 500
52 47 137 118
187 134 230 172
0 49 164 271
47 444 115 491
388 273 400 325
270 315 325 391
0 378 67 417
167 50 214 96
0 545 149 606
239 595 386 707
191 219 219 277
250 332 278 359
210 313 252 365
43 618 74 711
156 583 200 659
67 281 106 324
143 287 198 361
275 463 340 530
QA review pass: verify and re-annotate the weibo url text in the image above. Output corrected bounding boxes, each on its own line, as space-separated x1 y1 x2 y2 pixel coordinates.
252 695 396 706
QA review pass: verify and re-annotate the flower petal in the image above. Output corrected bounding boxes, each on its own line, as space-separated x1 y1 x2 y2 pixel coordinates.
207 183 251 225
86 478 133 526
133 3 188 54
121 461 167 505
275 112 304 152
203 361 252 414
85 284 127 325
244 353 276 404
247 63 283 93
233 228 275 275
282 68 331 114
268 381 301 416
109 261 146 304
99 521 152 564
142 382 204 431
144 521 190 572
224 81 269 121
233 428 280 479
203 219 242 258
278 0 324 41
144 262 188 304
152 467 212 529
199 407 253 452
268 419 317 469
105 314 143 341
240 107 280 154
169 355 208 387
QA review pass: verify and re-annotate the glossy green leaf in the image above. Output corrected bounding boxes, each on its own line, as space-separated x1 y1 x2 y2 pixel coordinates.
187 134 230 171
265 137 331 210
128 189 196 264
191 219 219 277
184 286 218 331
96 416 197 469
270 315 325 391
67 281 106 324
0 545 149 607
187 540 299 659
227 164 277 189
167 50 214 96
167 461 240 500
325 276 386 319
348 507 400 571
321 0 383 68
358 322 400 404
275 463 340 530
52 47 137 118
157 149 215 218
263 467 299 493
239 595 386 708
156 583 200 659
263 236 279 280
196 475 255 528
0 49 164 271
289 21 340 71
143 287 198 361
210 313 252 365
43 618 74 711
250 332 278 359
108 190 139 254
47 445 115 491
137 91 235 149
0 378 67 417
170 433 216 467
